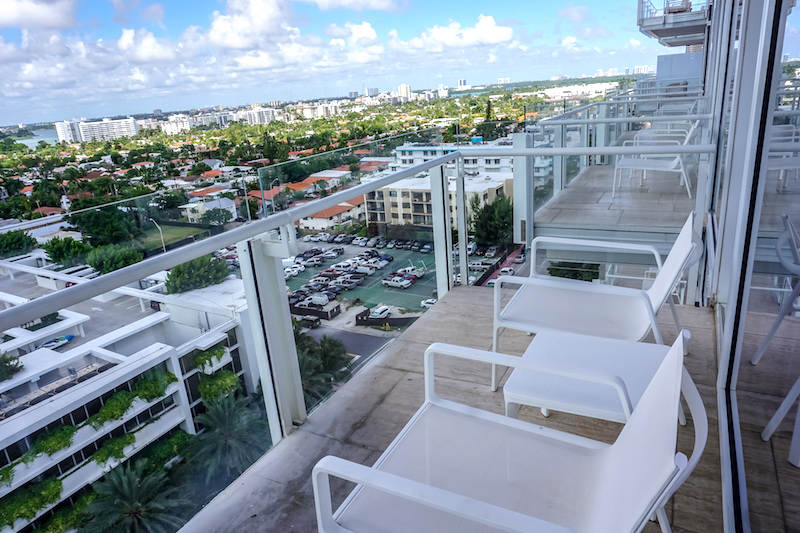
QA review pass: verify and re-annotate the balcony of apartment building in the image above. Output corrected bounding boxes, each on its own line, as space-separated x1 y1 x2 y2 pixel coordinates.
638 0 711 47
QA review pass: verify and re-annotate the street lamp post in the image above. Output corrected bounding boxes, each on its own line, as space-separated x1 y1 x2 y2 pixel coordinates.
149 218 166 253
269 178 281 214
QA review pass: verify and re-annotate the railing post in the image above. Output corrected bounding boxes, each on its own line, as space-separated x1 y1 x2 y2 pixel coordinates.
455 158 469 287
596 104 608 164
580 124 589 171
553 125 565 195
430 165 453 298
512 132 535 246
237 226 306 443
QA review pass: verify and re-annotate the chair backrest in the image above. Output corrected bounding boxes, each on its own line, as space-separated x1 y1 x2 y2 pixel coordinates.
782 213 800 267
680 120 700 146
591 336 685 533
646 212 697 312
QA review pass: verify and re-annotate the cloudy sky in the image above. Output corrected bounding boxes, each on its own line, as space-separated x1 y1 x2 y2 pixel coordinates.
1 0 797 125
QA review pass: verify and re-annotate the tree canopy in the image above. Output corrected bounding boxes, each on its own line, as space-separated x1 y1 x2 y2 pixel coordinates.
165 254 229 294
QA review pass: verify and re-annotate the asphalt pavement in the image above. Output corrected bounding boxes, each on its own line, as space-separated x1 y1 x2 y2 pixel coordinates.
306 325 392 368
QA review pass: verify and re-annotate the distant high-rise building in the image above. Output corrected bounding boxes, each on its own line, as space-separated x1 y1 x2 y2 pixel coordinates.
56 117 137 143
625 67 630 75
349 91 359 98
398 84 412 100
607 68 618 76
458 79 467 88
153 109 163 115
784 53 790 62
497 77 510 84
366 87 379 96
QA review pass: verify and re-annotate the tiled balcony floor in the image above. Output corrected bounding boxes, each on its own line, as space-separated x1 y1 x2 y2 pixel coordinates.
184 285 726 533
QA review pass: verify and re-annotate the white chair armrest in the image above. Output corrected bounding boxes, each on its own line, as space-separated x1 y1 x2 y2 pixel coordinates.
493 275 660 344
530 236 663 274
313 455 577 533
424 342 635 418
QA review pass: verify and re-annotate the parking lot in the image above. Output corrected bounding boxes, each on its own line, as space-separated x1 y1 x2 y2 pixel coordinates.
286 243 438 311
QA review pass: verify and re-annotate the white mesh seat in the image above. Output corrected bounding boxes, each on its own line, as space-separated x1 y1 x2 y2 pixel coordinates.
313 339 708 533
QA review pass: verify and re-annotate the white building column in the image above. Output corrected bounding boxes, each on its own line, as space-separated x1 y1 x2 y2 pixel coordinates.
430 165 453 297
512 132 535 246
237 226 305 445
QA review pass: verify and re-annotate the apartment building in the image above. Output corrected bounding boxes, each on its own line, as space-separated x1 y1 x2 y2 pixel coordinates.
54 118 139 143
364 171 511 227
390 140 514 175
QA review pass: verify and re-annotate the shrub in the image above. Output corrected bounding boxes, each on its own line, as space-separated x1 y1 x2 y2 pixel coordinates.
0 477 62 528
87 391 136 430
38 492 95 533
141 430 193 473
93 434 136 466
194 345 226 372
165 254 229 294
0 464 13 487
546 261 600 282
86 244 143 274
34 425 79 457
42 237 92 267
0 352 23 382
0 230 36 258
198 370 240 399
132 370 177 402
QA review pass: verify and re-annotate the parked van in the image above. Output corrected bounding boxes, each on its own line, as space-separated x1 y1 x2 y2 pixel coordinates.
304 293 329 306
355 265 376 275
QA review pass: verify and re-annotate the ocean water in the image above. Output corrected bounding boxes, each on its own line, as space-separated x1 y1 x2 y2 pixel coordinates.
16 129 59 149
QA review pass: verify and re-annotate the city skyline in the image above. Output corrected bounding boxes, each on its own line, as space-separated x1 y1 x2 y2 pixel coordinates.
3 0 800 125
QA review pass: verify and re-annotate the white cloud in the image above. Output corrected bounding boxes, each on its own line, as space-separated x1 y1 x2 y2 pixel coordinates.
207 0 294 49
630 38 641 46
392 15 513 53
295 0 399 10
140 3 165 27
117 28 174 62
558 4 589 23
0 0 77 29
560 36 578 49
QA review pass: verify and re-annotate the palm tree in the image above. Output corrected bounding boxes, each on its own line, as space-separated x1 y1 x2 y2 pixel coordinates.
188 395 268 484
297 346 333 407
80 460 188 533
317 336 351 381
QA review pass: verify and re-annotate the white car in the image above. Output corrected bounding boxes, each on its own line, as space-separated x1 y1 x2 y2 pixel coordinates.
420 298 437 308
369 305 391 319
514 253 525 264
322 251 339 259
485 246 499 258
499 267 516 276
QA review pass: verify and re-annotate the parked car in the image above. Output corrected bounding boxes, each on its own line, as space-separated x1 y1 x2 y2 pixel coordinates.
386 240 397 249
321 251 339 260
304 257 324 267
332 280 357 290
467 242 477 255
333 234 347 243
514 253 526 264
379 253 394 262
376 239 387 248
302 235 316 242
297 315 321 329
309 276 330 285
475 245 488 256
304 293 329 306
397 266 424 279
468 261 490 272
331 246 345 254
369 305 391 319
295 301 322 310
394 240 406 249
410 240 422 252
485 246 499 258
420 298 437 308
366 237 380 247
382 277 412 289
325 285 343 294
403 241 415 250
420 242 433 254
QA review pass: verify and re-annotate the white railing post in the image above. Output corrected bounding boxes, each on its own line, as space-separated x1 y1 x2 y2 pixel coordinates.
455 158 469 287
512 133 535 246
237 226 306 442
430 165 453 298
580 124 589 171
596 104 608 164
553 125 565 195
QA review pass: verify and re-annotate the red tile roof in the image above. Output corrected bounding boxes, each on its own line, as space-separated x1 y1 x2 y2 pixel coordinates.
33 206 64 215
202 169 222 178
189 187 224 197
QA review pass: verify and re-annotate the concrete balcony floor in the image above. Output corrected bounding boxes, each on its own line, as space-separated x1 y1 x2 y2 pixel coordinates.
185 285 728 533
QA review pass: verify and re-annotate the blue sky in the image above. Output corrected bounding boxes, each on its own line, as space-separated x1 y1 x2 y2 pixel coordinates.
0 0 796 125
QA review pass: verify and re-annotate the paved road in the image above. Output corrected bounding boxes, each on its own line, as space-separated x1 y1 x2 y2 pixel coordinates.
306 326 392 368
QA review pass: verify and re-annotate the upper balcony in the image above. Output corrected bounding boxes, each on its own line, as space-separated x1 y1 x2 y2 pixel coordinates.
638 0 711 47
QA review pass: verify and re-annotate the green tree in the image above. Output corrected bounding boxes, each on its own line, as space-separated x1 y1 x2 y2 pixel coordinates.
165 255 229 294
86 244 143 274
0 230 36 258
187 162 211 176
296 346 333 407
469 195 512 247
43 237 92 267
0 352 23 382
66 207 142 246
317 336 351 381
199 207 232 226
188 395 268 484
80 460 188 533
2 178 23 196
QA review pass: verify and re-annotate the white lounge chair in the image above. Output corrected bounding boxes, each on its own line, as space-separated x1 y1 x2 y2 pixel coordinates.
613 121 699 198
312 339 707 533
492 212 698 390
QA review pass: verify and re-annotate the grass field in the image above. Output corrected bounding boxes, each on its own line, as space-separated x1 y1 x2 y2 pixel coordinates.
286 246 438 310
139 225 206 250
